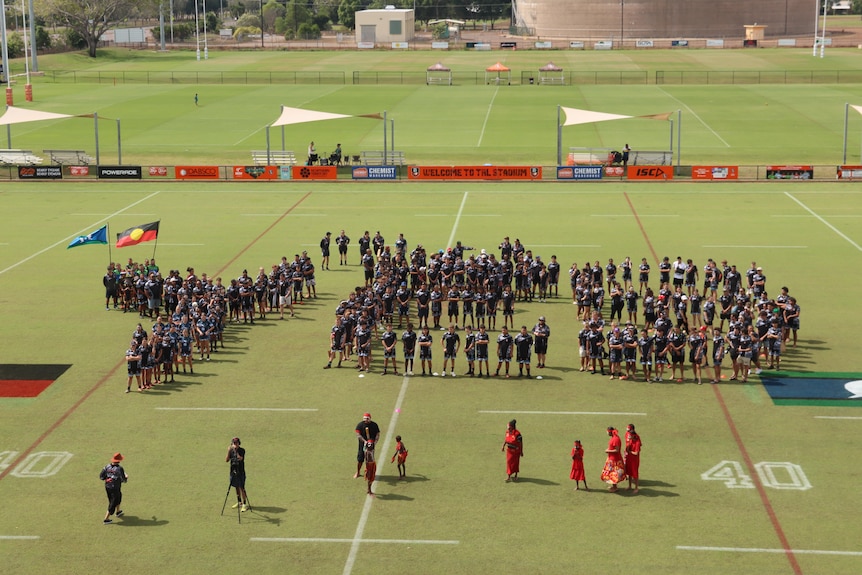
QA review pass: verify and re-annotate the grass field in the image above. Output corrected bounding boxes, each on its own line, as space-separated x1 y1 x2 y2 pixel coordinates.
2 181 862 575
3 48 862 165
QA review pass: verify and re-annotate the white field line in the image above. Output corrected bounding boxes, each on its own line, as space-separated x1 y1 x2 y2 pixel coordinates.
529 244 602 248
784 192 862 252
342 375 411 575
0 535 39 540
415 214 501 217
252 537 458 545
591 214 679 217
479 410 647 416
656 88 731 147
446 192 469 249
814 416 862 420
477 85 499 147
0 191 161 276
677 545 862 556
155 407 317 412
157 243 205 246
702 245 807 249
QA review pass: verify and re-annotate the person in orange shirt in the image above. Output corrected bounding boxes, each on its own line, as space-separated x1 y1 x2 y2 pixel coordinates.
390 435 408 480
570 440 588 491
625 424 642 493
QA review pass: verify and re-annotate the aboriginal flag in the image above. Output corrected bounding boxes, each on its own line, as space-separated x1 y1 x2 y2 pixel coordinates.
116 221 160 248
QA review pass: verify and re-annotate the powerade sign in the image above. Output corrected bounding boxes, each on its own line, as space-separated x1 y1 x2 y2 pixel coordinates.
557 166 603 180
352 166 398 180
98 166 142 179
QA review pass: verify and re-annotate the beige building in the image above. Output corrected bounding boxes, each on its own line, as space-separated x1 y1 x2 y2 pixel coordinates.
513 0 813 39
355 8 415 45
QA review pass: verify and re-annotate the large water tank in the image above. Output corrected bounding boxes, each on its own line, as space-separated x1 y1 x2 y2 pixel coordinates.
514 0 813 38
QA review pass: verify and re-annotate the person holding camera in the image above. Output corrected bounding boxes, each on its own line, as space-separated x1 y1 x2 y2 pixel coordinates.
226 437 249 512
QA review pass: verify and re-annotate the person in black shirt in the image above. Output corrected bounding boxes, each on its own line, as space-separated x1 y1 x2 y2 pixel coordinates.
320 232 331 270
226 437 249 512
100 452 128 524
381 324 399 376
495 326 513 378
354 413 380 478
402 323 417 375
336 230 350 266
514 326 533 378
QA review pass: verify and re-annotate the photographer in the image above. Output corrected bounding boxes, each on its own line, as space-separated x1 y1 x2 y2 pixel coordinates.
226 437 249 512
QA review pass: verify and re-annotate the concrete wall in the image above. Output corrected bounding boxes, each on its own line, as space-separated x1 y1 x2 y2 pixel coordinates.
514 0 813 39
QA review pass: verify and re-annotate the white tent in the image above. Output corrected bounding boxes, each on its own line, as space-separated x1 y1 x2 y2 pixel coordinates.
265 106 384 165
556 106 678 166
0 106 120 165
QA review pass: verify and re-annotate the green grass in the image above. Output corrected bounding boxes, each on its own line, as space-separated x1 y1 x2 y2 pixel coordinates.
2 48 862 165
2 182 862 574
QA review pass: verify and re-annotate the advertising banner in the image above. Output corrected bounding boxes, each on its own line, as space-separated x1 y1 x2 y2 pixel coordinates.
175 166 220 180
98 166 143 179
232 166 279 180
291 165 338 180
627 165 673 180
148 166 169 177
692 166 739 180
766 166 812 180
69 166 90 176
837 166 862 179
556 166 603 180
604 166 625 177
352 166 398 180
18 166 62 179
408 166 542 181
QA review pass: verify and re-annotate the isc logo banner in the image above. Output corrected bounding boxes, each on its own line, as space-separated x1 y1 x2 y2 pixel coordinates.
627 166 673 180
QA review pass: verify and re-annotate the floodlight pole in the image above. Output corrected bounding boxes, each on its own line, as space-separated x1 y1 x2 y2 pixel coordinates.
203 0 209 59
820 0 827 58
28 0 36 70
676 109 681 166
390 118 394 151
0 0 9 85
117 118 122 165
194 0 200 61
383 110 388 165
265 125 271 164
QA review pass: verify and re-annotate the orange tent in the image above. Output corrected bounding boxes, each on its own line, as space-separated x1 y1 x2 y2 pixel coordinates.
485 62 511 85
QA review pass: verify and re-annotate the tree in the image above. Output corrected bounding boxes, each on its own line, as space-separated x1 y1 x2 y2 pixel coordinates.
337 0 361 29
39 0 143 57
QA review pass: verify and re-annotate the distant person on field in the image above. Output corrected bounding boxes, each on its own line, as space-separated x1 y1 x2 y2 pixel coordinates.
307 141 316 165
320 231 331 270
622 143 630 167
333 143 343 165
570 440 588 491
391 435 408 480
194 93 198 106
100 452 128 524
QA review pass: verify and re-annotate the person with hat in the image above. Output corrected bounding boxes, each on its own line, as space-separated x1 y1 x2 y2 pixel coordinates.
532 316 550 369
99 452 128 524
319 232 332 270
354 413 380 478
226 437 249 512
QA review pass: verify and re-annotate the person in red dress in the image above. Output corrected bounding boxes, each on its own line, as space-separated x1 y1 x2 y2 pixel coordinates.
625 424 642 493
570 440 588 491
501 419 523 482
363 441 377 496
390 435 408 480
600 426 626 492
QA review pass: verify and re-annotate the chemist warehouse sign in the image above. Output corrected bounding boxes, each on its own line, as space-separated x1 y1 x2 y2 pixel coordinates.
352 166 398 180
557 166 603 180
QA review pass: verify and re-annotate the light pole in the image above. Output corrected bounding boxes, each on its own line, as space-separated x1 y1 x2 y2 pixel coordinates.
620 0 624 47
194 0 200 60
261 0 265 48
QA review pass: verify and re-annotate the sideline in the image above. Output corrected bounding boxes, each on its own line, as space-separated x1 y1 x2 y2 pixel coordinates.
678 545 862 557
784 192 862 252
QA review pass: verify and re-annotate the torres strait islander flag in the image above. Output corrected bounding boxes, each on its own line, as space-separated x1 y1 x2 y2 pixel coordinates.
116 221 160 248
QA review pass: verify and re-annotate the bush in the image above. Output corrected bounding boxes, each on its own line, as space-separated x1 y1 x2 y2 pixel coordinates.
234 26 261 42
35 26 52 50
296 22 321 39
64 28 87 50
6 33 24 59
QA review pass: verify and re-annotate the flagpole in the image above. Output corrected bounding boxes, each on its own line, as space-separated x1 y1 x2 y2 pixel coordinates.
107 223 113 266
152 220 160 262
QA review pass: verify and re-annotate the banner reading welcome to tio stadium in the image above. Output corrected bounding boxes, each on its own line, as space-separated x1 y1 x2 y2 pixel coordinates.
408 166 542 181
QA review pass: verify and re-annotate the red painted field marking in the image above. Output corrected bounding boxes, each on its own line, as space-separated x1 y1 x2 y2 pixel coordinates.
623 190 803 575
0 191 313 483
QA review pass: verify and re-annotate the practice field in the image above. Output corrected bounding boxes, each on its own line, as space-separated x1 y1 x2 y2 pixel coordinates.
1 181 861 575
5 48 862 166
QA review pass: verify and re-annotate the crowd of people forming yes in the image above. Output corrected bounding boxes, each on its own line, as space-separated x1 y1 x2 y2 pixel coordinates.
323 230 802 386
113 253 320 393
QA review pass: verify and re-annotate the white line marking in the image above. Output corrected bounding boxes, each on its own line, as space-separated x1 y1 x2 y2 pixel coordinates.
772 214 862 218
73 213 156 216
656 88 731 147
415 214 501 217
446 193 469 249
511 244 602 248
242 213 327 217
0 191 161 277
158 243 205 246
253 537 459 545
677 545 862 556
479 410 647 416
591 214 679 217
784 192 862 252
702 245 807 249
477 85 499 147
0 535 39 540
343 375 411 575
155 407 317 412
814 416 862 420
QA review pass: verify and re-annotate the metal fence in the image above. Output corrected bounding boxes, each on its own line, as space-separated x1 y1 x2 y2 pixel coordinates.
655 69 862 85
39 70 347 85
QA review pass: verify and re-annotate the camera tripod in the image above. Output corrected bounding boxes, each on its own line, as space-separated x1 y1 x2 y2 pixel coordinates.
221 475 251 524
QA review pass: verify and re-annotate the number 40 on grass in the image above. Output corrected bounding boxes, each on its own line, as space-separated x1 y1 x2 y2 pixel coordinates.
701 460 812 491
